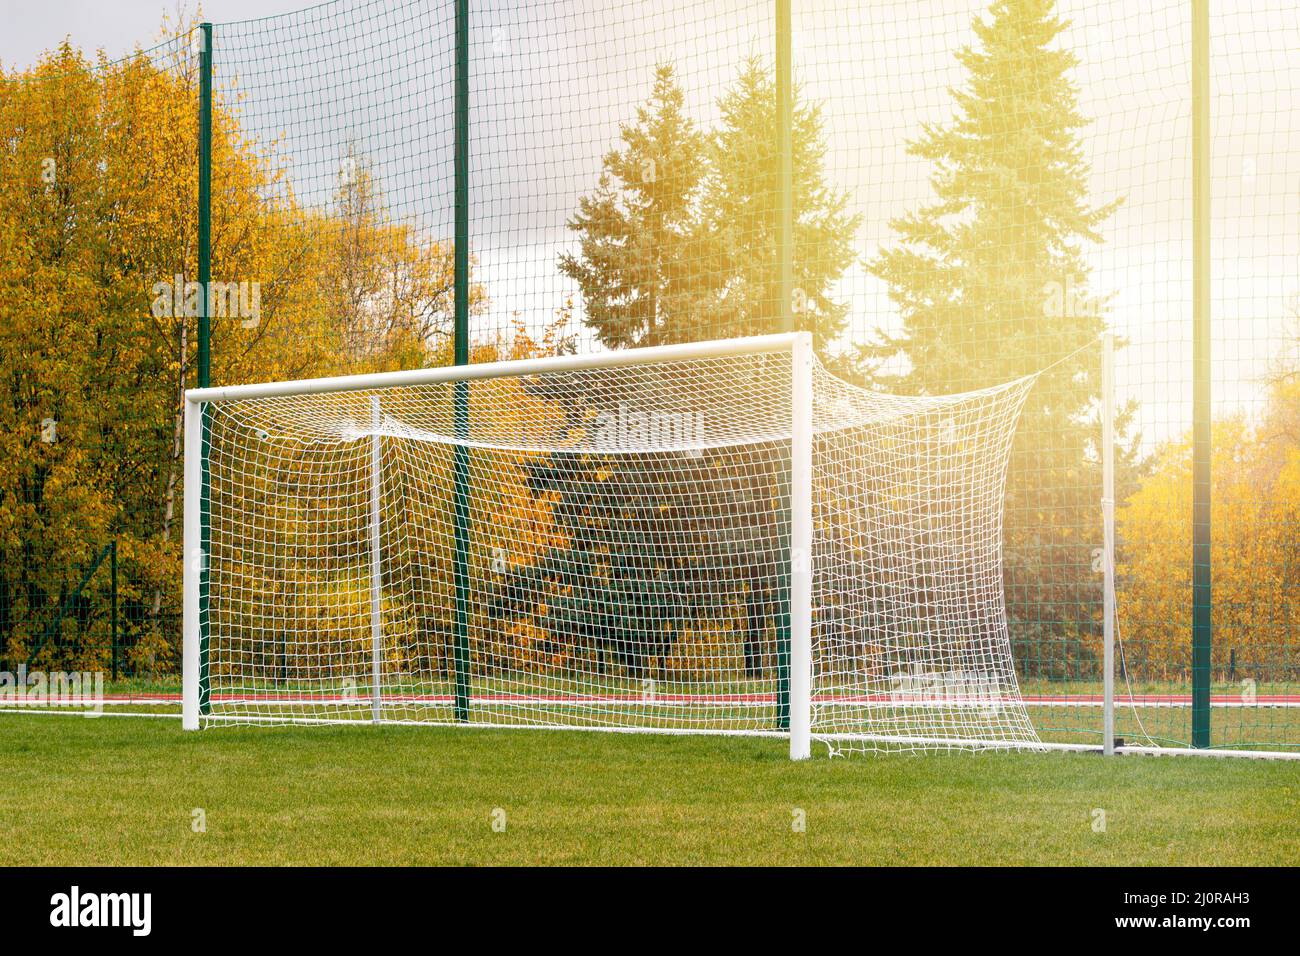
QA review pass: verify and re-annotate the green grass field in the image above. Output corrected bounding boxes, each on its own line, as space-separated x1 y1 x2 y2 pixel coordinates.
0 713 1296 865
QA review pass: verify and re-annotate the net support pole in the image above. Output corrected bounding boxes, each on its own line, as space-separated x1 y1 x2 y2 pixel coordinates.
773 0 796 734
369 397 383 723
775 0 793 336
789 332 813 761
194 21 214 725
1191 0 1212 749
1102 333 1116 756
197 22 212 390
451 0 472 723
110 539 118 684
182 398 203 731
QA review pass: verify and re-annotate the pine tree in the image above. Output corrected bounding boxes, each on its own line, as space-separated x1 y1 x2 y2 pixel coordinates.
559 63 707 349
695 57 858 349
512 61 860 681
561 58 859 350
689 59 859 666
865 0 1124 679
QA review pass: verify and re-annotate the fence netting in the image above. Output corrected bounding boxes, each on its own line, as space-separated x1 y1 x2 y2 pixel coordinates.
1 0 1295 751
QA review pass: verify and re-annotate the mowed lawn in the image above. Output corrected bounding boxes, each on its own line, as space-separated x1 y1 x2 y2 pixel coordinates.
0 714 1296 866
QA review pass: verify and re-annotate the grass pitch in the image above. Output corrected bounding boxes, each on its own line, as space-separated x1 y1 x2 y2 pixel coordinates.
0 713 1296 866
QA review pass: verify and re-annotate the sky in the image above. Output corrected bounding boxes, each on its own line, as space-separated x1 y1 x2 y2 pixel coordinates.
0 1 298 67
4 0 1298 450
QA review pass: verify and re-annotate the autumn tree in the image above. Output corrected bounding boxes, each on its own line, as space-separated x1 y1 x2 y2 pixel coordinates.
0 44 114 672
0 31 491 677
1119 381 1300 684
1120 312 1299 687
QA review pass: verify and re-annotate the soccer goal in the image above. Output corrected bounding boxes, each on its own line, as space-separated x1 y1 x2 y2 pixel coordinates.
182 332 1041 757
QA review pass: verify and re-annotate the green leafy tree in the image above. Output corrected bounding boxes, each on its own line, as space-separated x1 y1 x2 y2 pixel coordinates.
864 0 1127 679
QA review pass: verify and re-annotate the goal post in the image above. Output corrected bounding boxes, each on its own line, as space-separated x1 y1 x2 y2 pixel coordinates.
369 395 383 724
788 332 813 761
1102 332 1116 756
182 398 201 732
181 332 1040 757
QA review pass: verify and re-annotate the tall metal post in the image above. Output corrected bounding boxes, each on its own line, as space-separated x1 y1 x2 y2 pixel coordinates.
776 0 793 336
1102 334 1116 755
196 22 214 718
197 22 212 390
452 0 472 722
110 540 119 683
1191 0 1212 749
769 0 790 733
774 0 795 732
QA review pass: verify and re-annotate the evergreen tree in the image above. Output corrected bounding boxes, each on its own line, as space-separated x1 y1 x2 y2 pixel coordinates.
513 60 861 682
865 0 1125 678
559 64 707 348
695 57 858 349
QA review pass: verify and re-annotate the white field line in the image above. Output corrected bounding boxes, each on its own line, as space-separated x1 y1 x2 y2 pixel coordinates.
3 694 1298 708
181 715 1299 759
2 705 1294 759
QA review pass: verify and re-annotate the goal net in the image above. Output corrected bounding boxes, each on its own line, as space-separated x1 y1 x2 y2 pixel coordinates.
183 333 1040 756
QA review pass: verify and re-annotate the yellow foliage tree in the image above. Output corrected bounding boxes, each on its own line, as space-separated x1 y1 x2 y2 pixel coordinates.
0 31 506 678
1118 378 1300 684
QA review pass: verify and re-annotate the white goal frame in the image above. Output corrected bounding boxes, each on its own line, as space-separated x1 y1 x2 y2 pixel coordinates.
182 332 816 758
178 331 1300 761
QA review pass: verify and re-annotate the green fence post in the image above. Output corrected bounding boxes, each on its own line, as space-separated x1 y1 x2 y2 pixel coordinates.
197 22 213 716
198 22 212 391
774 0 794 731
451 0 472 723
1191 0 1211 749
110 540 118 683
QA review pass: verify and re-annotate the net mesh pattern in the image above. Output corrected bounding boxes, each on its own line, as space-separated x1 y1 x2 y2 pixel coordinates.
199 345 1038 752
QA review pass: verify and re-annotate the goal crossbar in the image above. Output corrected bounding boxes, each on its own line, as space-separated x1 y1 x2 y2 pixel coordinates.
185 333 802 406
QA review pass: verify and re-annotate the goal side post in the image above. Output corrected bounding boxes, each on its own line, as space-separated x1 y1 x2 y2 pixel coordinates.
789 331 813 760
1102 332 1116 755
369 396 384 723
182 395 204 731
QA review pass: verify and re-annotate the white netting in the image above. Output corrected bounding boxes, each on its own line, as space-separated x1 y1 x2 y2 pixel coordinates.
195 341 1040 753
